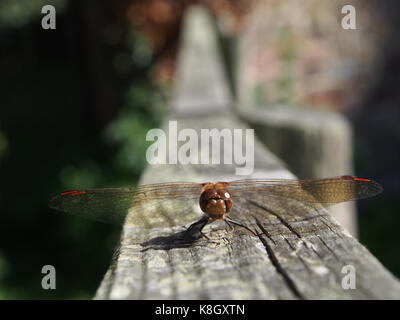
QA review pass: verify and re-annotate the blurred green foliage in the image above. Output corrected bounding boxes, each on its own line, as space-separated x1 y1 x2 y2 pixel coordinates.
0 0 66 28
0 1 166 299
277 27 296 105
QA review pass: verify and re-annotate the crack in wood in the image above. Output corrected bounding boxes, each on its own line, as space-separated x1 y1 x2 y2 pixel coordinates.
257 232 305 299
248 199 303 239
316 235 342 262
253 216 276 244
283 236 313 274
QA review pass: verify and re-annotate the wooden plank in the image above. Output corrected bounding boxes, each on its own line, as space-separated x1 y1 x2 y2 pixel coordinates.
238 106 357 235
95 6 400 300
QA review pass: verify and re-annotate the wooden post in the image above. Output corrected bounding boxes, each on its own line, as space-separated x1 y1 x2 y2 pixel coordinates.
95 6 400 299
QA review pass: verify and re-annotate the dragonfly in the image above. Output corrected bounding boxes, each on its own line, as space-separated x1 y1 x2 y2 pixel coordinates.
49 175 382 239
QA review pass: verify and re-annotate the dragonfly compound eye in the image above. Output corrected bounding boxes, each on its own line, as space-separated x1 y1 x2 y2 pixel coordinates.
199 188 233 219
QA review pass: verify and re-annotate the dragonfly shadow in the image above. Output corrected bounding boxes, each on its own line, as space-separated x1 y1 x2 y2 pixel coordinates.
140 221 210 251
140 230 209 251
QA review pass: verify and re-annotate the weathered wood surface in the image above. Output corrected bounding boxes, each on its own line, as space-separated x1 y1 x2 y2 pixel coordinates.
95 6 400 300
237 106 357 235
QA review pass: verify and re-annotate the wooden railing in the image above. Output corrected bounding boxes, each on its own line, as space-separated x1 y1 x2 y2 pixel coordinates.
95 6 400 300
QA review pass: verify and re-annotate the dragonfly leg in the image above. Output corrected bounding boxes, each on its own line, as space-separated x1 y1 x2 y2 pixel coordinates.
185 215 210 240
225 217 257 236
199 224 210 240
224 219 234 230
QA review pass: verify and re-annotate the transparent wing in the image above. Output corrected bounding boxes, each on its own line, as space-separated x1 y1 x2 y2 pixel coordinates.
49 182 204 227
227 176 382 235
228 176 382 205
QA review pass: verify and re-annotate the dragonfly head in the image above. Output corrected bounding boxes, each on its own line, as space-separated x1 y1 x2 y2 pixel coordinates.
199 184 233 220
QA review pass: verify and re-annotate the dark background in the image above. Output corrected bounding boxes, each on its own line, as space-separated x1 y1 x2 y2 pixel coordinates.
0 0 399 299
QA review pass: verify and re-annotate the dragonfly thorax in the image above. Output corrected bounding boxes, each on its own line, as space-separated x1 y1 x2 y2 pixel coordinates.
199 184 233 220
